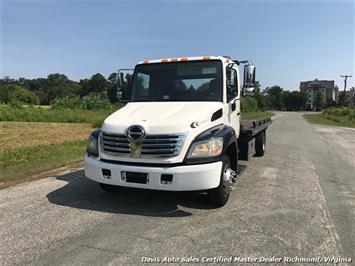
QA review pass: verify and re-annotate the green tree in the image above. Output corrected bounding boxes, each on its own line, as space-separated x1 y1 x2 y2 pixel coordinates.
0 84 16 103
8 86 39 105
314 91 325 110
337 91 349 107
241 97 258 112
253 81 266 110
18 74 80 105
107 72 118 103
297 91 308 110
88 73 108 94
264 85 283 110
46 73 80 103
79 79 90 97
282 91 306 111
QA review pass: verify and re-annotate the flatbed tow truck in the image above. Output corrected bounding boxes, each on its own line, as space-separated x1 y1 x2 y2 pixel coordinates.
85 56 271 206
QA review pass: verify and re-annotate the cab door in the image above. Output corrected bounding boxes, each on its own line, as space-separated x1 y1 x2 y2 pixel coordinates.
226 66 240 134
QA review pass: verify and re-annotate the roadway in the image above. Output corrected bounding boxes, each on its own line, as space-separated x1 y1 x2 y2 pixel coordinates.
0 112 354 265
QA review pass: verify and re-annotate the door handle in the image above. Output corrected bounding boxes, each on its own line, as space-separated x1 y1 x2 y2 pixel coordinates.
231 101 236 111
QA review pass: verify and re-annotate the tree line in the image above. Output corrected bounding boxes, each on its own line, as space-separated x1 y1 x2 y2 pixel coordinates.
0 72 132 106
1 73 349 111
252 83 309 111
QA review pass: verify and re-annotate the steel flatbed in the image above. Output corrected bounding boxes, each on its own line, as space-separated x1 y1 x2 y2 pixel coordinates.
238 117 272 160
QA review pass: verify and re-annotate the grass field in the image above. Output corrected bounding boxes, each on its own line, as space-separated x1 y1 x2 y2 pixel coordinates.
303 113 355 128
0 105 119 127
241 111 274 120
0 122 93 152
0 122 93 188
303 108 355 128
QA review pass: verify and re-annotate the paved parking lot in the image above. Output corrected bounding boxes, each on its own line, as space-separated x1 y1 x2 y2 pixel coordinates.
0 112 354 265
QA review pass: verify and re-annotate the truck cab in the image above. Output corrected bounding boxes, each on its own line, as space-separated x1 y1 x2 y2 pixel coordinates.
85 56 270 206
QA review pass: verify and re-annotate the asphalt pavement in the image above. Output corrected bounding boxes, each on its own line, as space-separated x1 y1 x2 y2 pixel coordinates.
0 112 354 265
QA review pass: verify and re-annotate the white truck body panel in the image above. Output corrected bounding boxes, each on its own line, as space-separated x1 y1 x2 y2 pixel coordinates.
85 155 222 191
100 101 224 164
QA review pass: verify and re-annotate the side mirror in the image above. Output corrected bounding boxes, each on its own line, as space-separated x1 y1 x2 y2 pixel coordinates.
243 64 256 96
244 64 256 87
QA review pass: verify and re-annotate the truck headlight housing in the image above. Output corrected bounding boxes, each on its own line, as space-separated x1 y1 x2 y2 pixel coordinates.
188 137 223 158
86 129 101 157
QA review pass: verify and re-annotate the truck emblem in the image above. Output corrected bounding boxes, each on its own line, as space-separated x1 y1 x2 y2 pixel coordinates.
126 125 146 142
129 141 142 158
126 125 145 158
190 121 199 128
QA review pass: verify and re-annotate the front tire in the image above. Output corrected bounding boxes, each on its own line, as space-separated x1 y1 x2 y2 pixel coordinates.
207 156 231 207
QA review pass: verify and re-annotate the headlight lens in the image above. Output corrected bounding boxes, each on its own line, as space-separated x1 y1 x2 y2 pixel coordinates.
86 134 99 157
188 137 223 158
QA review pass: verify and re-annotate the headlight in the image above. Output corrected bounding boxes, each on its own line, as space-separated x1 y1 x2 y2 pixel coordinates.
86 131 100 157
188 137 223 158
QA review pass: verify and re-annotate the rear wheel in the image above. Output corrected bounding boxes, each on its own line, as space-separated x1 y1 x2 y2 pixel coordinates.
99 183 119 192
207 156 232 207
255 131 266 156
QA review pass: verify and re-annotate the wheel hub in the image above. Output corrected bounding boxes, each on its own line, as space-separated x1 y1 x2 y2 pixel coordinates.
223 167 237 192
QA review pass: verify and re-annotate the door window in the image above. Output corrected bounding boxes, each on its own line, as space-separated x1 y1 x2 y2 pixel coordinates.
226 68 238 101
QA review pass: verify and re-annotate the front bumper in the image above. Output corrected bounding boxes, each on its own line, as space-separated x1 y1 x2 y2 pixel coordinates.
84 155 222 191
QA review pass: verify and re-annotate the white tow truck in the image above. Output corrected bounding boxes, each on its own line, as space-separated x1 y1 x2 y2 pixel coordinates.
85 56 271 206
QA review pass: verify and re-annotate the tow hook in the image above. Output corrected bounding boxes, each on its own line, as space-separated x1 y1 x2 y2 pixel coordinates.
223 168 238 192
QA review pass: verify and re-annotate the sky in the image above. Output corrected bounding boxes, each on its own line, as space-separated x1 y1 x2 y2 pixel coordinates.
0 0 354 91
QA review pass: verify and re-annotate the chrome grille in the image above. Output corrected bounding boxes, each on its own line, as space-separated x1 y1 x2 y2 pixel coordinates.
100 132 185 157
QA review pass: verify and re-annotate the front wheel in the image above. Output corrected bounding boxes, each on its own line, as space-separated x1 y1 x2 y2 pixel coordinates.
207 156 233 207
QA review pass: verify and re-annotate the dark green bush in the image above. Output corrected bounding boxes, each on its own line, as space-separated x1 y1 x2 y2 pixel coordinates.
324 107 354 118
81 94 112 110
241 97 258 112
1 85 39 105
50 96 82 109
51 94 113 110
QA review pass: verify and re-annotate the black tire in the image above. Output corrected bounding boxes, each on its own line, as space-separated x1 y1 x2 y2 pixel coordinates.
255 131 266 156
207 155 231 207
99 183 119 192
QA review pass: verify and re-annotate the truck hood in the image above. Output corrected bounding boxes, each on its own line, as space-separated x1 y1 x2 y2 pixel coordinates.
102 102 224 134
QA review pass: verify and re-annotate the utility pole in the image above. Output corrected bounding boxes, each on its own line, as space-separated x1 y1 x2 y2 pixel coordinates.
340 75 352 92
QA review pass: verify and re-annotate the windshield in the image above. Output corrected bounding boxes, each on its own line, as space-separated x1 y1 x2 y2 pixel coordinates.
131 60 222 102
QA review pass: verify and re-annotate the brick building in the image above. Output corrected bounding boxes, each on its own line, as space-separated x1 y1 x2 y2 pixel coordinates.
299 79 337 109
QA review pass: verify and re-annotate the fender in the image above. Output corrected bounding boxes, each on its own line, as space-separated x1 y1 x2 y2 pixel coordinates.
90 128 101 139
184 124 237 165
